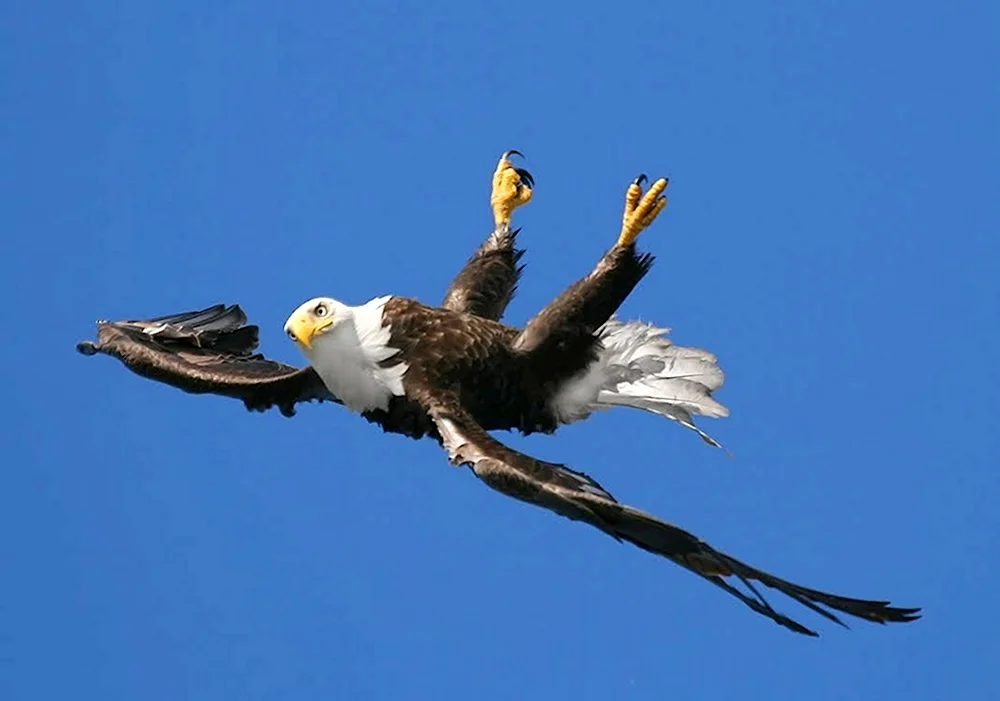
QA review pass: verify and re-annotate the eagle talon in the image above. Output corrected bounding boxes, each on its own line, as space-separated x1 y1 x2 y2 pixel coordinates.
491 150 534 228
617 175 668 248
514 167 535 188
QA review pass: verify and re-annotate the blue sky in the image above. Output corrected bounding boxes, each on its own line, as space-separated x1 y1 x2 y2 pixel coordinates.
3 1 997 698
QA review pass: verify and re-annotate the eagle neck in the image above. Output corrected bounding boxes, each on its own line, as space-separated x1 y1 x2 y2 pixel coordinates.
309 296 407 413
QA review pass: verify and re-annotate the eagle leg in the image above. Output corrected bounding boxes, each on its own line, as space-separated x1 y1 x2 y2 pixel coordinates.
617 174 669 247
491 150 533 228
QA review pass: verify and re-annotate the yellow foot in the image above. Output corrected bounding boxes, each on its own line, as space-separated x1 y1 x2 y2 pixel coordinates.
617 174 668 247
491 150 534 228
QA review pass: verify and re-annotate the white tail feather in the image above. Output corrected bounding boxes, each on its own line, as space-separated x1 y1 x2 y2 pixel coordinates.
550 319 729 450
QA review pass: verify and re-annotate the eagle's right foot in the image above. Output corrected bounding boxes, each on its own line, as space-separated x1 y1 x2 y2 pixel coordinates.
491 150 534 228
616 174 668 247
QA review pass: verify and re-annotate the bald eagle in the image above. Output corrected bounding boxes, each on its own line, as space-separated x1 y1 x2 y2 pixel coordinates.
78 153 919 636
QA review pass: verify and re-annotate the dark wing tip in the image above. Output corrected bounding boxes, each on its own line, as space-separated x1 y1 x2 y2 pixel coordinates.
136 303 249 334
105 303 260 356
874 604 923 624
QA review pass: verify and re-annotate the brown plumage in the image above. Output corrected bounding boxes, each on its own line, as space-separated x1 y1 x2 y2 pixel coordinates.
77 161 920 636
76 305 335 418
441 223 526 321
421 393 921 637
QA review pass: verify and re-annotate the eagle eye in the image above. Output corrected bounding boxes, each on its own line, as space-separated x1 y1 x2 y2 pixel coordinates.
314 303 328 318
287 329 297 341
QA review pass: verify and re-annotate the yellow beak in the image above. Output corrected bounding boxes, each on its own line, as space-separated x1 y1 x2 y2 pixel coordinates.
286 315 332 349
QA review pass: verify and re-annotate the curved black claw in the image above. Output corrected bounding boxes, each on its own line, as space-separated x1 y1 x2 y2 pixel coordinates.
515 167 535 188
633 174 648 187
502 149 524 161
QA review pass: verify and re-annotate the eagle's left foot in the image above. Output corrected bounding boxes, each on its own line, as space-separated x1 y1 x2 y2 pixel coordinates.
616 174 668 247
491 150 534 228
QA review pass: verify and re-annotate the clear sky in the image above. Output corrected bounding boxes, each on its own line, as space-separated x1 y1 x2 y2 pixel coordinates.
3 1 997 699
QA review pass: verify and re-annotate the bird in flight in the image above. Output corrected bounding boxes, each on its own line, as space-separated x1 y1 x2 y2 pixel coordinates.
78 152 920 636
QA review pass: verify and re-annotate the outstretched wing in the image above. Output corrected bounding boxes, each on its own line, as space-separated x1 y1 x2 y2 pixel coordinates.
77 304 337 417
441 223 526 321
412 387 919 637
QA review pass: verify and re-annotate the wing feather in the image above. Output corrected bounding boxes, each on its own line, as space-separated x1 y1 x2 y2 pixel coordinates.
77 304 338 416
417 388 920 636
441 224 526 321
514 245 653 355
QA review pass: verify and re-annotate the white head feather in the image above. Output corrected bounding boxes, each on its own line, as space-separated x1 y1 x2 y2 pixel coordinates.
284 296 407 413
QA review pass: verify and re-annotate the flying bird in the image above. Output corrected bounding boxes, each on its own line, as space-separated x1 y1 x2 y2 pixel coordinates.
77 155 725 446
78 153 920 636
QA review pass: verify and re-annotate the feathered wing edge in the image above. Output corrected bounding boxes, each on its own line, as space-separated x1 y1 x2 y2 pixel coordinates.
98 304 260 352
514 244 654 356
441 223 526 321
415 387 920 637
77 304 337 416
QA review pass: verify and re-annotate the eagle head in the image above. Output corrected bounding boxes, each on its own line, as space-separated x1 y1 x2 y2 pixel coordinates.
284 296 348 350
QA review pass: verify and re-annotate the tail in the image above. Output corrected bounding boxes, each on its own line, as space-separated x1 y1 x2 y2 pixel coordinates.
595 319 729 449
